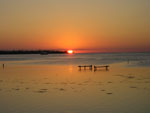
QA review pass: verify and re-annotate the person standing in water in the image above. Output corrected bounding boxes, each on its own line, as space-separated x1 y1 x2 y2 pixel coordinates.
2 64 4 69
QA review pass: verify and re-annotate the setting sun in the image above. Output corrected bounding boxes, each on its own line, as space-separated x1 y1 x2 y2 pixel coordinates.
67 50 73 54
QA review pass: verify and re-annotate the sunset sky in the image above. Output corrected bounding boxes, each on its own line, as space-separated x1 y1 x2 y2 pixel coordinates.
0 0 150 53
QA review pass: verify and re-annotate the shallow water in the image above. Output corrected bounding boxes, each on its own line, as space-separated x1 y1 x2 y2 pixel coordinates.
0 53 150 113
0 52 150 66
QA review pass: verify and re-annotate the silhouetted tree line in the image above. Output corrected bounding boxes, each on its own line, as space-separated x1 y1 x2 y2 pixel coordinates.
0 50 67 55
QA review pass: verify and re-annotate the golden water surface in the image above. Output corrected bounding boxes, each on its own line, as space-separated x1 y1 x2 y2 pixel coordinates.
0 63 150 113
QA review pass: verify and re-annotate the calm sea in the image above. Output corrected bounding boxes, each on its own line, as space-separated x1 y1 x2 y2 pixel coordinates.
0 52 150 66
0 52 150 113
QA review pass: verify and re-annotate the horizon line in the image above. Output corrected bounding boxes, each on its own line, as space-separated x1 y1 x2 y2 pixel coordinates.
0 49 150 54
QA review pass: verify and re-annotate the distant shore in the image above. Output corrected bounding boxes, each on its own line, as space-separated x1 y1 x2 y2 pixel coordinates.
0 50 67 55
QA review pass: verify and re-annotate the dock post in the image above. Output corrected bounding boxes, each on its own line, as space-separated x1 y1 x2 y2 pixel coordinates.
106 66 108 70
106 65 109 71
90 65 92 70
94 66 96 71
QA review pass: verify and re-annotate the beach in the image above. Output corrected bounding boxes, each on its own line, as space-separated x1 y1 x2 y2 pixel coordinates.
0 53 150 113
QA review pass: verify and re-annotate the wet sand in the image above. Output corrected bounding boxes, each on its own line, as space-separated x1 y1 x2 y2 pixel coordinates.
0 63 150 113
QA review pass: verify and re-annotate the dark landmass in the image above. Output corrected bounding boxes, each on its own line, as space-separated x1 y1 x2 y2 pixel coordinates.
0 50 67 55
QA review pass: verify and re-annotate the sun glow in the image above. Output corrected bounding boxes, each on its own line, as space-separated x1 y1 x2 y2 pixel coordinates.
67 50 73 54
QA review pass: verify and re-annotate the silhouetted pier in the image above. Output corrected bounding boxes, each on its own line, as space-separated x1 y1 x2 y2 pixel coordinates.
94 65 109 70
78 65 92 70
78 65 109 71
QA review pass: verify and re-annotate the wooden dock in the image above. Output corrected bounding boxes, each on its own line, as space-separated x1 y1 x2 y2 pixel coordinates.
78 65 109 70
78 65 92 70
94 65 109 70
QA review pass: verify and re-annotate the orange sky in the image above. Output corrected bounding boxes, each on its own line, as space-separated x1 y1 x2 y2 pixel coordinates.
0 0 150 53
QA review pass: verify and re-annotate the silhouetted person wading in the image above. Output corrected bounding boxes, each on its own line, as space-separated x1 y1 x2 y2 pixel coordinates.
2 64 4 69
